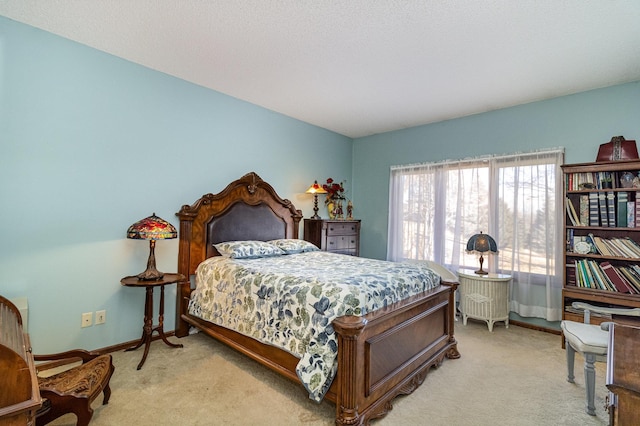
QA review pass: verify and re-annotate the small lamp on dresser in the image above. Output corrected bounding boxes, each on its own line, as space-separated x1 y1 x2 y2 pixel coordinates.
305 180 327 220
127 213 177 280
466 231 498 275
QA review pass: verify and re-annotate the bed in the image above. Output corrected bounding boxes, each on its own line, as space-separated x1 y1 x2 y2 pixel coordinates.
175 172 460 425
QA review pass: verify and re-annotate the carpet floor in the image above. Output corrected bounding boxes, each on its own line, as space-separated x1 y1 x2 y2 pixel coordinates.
48 319 609 425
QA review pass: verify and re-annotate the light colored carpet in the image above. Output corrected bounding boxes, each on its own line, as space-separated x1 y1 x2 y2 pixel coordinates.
49 320 609 426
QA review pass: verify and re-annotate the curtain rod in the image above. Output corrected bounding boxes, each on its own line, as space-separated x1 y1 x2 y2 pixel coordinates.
390 147 564 171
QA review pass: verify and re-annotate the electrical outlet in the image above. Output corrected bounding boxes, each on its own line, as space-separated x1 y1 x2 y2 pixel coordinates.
96 310 106 325
81 312 93 328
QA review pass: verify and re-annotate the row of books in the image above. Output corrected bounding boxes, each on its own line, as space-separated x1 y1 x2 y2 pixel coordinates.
566 232 640 259
565 171 637 191
566 191 640 228
570 259 640 294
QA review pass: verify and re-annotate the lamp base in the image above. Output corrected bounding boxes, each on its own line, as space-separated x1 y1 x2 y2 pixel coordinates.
137 269 165 281
474 254 488 275
137 240 165 281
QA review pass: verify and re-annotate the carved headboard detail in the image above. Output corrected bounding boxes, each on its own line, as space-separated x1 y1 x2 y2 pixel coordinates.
176 172 303 276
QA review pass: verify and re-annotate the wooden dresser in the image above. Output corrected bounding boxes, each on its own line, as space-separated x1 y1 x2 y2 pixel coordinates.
606 322 640 425
0 296 42 425
304 219 361 256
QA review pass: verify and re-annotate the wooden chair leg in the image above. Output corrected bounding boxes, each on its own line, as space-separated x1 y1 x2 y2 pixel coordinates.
74 406 94 426
102 382 112 405
584 352 597 416
565 339 575 383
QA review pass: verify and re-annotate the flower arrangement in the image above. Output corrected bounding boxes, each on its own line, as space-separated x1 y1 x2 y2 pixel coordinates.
322 178 345 204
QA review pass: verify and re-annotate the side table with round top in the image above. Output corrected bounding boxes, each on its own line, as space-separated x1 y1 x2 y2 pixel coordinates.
120 273 186 369
458 268 512 332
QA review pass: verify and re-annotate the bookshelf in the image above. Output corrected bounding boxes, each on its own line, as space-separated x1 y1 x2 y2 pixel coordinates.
563 159 640 325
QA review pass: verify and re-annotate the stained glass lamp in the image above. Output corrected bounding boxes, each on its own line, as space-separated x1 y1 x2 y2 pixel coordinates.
305 180 328 219
466 231 498 275
127 213 177 280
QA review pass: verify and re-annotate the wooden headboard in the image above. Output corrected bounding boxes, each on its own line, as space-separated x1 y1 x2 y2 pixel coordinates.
174 172 303 336
176 172 303 275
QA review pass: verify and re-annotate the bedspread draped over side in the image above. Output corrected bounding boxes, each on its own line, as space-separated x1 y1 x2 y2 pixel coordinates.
188 251 441 402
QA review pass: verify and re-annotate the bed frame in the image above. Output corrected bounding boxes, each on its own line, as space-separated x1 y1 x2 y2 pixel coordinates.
175 172 460 425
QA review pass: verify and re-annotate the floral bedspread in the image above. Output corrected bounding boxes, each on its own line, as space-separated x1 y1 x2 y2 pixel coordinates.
188 251 440 402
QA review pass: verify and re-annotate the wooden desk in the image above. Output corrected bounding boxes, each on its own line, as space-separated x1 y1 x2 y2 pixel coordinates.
606 323 640 425
121 273 186 369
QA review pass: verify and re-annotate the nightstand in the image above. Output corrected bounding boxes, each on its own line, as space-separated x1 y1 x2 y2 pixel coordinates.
458 269 512 332
304 219 360 256
120 273 186 369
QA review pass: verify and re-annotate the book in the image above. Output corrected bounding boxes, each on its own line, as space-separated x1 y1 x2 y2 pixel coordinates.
566 261 577 286
613 238 640 258
566 198 580 226
587 260 608 290
579 195 589 227
617 192 628 227
598 192 608 227
588 192 600 226
601 261 634 293
589 234 611 256
606 191 616 227
619 267 640 293
578 259 593 288
623 237 640 257
628 200 635 227
636 191 640 227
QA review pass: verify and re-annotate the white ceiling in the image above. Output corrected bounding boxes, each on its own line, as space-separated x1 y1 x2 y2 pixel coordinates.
2 1 640 138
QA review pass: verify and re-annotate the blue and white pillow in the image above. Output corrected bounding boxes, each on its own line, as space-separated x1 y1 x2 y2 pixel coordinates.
214 240 285 259
268 239 320 254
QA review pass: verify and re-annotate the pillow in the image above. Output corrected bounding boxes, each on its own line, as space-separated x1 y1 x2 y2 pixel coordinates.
268 239 320 254
214 240 285 259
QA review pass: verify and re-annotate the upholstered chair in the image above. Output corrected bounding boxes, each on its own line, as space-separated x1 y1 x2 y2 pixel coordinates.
560 301 640 415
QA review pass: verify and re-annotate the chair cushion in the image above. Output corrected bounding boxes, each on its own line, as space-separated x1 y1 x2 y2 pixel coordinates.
38 355 112 398
561 321 609 355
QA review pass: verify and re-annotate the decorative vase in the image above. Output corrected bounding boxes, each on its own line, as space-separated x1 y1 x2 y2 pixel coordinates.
327 202 335 219
620 172 635 188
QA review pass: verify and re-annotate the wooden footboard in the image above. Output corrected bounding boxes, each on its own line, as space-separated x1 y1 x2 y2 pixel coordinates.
332 281 459 425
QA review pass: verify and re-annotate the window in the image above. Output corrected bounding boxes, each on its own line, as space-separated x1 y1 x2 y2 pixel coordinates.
388 149 565 321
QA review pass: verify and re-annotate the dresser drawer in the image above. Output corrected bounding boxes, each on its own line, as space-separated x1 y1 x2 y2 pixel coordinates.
303 219 361 256
327 235 357 251
326 222 359 236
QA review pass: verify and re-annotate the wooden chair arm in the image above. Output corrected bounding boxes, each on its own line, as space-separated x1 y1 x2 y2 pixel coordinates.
34 349 100 371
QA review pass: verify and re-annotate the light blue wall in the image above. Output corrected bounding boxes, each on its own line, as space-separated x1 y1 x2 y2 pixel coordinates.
0 17 352 353
3 16 639 351
352 82 640 260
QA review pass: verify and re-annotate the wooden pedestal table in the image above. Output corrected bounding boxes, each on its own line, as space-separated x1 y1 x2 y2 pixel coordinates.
120 273 186 369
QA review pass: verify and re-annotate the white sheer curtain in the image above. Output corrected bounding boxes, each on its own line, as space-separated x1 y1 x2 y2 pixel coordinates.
388 149 565 321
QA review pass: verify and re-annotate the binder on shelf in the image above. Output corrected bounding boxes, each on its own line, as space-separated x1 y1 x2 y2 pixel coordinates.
617 192 628 227
606 191 616 227
598 192 608 227
588 192 600 226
